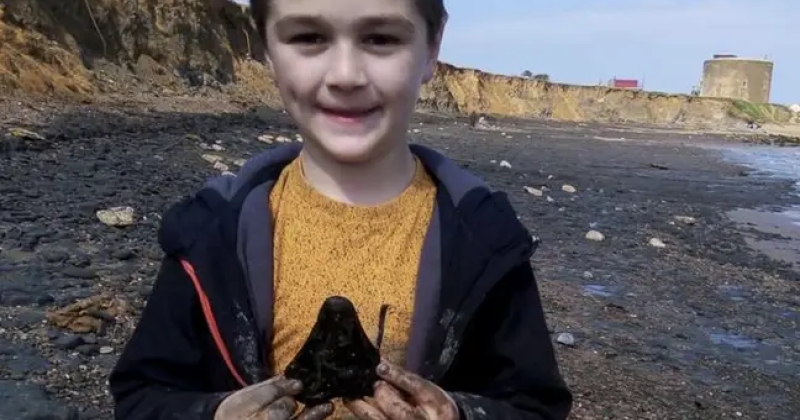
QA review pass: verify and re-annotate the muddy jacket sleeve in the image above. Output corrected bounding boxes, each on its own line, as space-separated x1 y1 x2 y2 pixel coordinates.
108 256 233 420
444 263 573 420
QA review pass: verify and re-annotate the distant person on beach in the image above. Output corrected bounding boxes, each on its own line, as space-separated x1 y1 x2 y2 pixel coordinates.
108 0 573 419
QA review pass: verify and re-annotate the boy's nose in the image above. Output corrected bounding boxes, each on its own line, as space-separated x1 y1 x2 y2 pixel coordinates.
324 44 368 91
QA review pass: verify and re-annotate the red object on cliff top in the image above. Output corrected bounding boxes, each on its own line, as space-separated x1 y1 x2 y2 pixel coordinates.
612 79 639 88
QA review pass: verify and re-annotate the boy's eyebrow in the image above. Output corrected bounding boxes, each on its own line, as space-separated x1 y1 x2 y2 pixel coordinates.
273 13 416 31
359 14 416 30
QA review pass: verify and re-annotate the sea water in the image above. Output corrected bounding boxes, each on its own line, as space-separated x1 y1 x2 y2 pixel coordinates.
714 145 800 226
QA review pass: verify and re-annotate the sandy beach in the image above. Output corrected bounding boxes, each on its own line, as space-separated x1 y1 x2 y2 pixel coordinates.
1 95 799 420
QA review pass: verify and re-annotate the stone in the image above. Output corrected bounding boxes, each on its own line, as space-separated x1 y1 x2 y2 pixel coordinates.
96 207 136 227
556 333 576 347
585 230 605 241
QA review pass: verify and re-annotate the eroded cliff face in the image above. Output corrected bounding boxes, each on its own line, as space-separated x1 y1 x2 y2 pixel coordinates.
0 0 277 101
1 0 797 129
420 62 799 128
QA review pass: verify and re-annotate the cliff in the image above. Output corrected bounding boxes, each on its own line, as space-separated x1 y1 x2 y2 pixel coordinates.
1 0 798 130
421 62 799 129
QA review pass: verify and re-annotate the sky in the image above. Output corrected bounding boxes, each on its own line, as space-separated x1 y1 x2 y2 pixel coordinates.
234 0 800 105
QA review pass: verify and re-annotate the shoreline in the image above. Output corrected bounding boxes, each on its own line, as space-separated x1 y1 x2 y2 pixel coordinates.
1 95 799 419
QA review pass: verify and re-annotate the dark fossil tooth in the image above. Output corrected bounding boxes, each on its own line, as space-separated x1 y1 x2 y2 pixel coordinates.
283 296 381 406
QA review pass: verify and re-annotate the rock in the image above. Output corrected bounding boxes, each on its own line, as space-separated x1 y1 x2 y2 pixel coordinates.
98 346 114 355
201 154 223 164
556 333 575 347
111 248 135 260
0 380 78 420
523 186 543 197
499 160 512 168
53 334 84 350
8 128 45 141
210 144 224 151
69 253 91 268
649 238 666 248
258 134 274 144
46 294 132 334
0 339 49 376
674 215 697 225
0 269 56 306
585 230 605 241
213 161 229 172
41 250 69 263
62 267 98 279
96 206 136 227
232 158 247 167
562 184 577 193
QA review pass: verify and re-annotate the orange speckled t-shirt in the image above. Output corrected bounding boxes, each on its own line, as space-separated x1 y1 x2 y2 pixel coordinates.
268 154 436 419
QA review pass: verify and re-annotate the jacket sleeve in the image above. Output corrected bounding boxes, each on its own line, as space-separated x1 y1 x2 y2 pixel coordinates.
108 256 233 420
443 262 573 420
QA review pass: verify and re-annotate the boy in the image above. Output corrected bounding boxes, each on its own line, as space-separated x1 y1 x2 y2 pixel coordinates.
109 0 573 419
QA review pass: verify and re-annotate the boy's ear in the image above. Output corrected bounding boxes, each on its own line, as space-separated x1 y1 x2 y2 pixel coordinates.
422 17 447 84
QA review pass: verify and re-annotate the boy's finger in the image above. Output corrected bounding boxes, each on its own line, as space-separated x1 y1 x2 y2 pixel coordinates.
263 396 298 419
294 402 334 420
376 361 425 398
222 377 302 414
373 381 424 420
344 398 389 420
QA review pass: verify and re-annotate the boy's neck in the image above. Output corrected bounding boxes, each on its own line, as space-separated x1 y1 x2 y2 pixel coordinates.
299 143 418 206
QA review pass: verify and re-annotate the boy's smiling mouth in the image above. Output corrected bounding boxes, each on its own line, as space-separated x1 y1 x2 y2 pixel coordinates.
317 104 382 124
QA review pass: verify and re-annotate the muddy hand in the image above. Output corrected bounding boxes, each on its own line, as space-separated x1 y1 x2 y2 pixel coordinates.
344 360 458 420
214 376 334 420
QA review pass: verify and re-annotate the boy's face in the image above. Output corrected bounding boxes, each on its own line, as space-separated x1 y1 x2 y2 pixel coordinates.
265 0 443 164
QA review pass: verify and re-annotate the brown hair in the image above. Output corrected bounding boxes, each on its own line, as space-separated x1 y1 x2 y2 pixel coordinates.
250 0 448 47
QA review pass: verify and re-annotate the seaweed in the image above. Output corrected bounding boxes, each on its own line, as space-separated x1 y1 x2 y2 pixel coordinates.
283 296 382 406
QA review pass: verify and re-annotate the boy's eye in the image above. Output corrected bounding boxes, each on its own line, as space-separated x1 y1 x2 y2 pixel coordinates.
289 33 326 44
363 34 401 46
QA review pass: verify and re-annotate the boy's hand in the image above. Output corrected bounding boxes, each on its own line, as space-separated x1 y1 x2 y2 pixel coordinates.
214 376 334 420
344 360 459 420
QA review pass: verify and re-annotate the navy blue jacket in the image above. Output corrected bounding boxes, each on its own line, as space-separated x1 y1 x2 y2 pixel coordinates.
108 143 573 420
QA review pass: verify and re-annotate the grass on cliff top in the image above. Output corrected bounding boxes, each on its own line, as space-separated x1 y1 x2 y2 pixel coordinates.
728 99 794 124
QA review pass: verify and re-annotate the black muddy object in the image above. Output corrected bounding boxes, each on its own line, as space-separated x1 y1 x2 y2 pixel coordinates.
283 296 381 406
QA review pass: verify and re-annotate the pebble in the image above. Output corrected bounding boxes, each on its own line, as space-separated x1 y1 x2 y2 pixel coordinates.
499 160 512 168
201 154 223 164
674 215 697 225
111 248 135 260
99 346 114 355
649 238 667 248
96 206 136 227
523 186 543 196
53 334 83 350
556 333 576 347
62 266 98 279
585 230 605 241
562 184 577 193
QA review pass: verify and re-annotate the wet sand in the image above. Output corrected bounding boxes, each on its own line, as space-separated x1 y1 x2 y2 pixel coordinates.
1 96 799 420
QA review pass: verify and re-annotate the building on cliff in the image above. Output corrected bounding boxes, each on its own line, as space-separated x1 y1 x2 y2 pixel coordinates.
609 78 641 90
699 54 773 103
